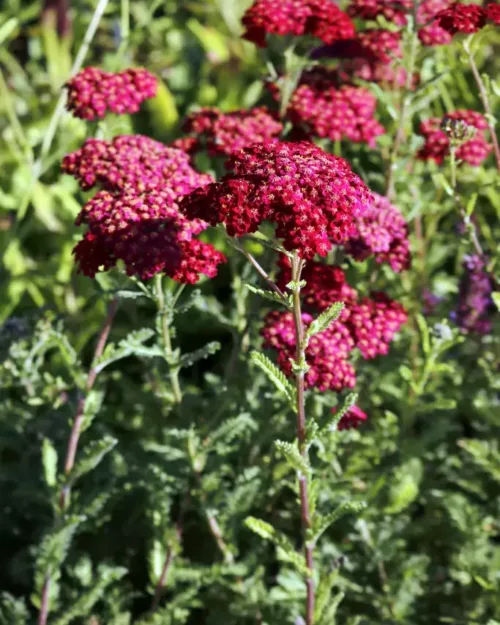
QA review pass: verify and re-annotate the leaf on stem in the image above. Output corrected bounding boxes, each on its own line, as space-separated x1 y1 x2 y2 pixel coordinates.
67 436 117 486
319 393 358 435
246 284 290 308
306 302 344 340
310 501 367 544
250 351 296 405
42 438 58 488
179 341 221 369
275 440 310 475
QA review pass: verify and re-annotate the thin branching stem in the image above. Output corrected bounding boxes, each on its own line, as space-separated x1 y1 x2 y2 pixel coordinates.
464 40 500 172
154 274 183 404
38 297 119 625
291 251 315 625
385 14 419 200
232 241 286 298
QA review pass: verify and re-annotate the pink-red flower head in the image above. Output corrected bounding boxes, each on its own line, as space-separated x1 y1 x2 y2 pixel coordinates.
345 193 411 272
66 67 157 120
280 68 385 146
418 110 492 166
262 310 357 391
177 107 283 157
180 140 373 259
335 405 368 431
242 0 355 47
62 135 212 194
73 190 225 282
348 293 408 359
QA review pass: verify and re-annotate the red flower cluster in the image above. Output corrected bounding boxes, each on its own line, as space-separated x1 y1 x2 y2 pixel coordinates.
357 29 403 63
174 107 283 157
277 259 357 318
345 192 411 273
417 110 492 166
348 293 408 359
65 136 226 283
242 0 355 47
180 140 372 259
66 67 157 120
335 405 368 431
347 0 410 25
348 0 462 46
62 135 212 193
487 3 500 25
281 68 384 146
435 2 487 34
263 260 407 391
262 310 357 391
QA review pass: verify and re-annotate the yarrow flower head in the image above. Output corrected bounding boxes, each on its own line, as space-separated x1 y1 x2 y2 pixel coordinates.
62 135 212 194
262 310 357 391
277 68 384 146
487 3 500 25
348 293 408 359
417 110 492 166
335 405 368 431
348 0 456 46
180 140 373 259
176 107 283 157
66 67 157 120
453 254 495 334
65 135 226 283
344 192 411 272
242 0 355 47
435 2 487 35
277 258 357 319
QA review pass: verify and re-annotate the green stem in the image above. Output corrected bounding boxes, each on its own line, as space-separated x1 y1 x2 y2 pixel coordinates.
463 39 500 172
385 22 419 200
291 251 315 625
154 275 182 404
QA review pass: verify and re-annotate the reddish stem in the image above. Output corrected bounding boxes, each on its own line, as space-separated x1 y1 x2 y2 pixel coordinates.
38 298 118 625
291 253 315 625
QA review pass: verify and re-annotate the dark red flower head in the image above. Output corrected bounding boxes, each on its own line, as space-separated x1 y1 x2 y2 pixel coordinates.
62 135 212 194
66 67 157 120
435 2 487 34
178 107 283 157
344 192 411 272
279 67 385 147
454 254 495 334
242 0 355 47
417 110 491 166
487 3 500 25
180 140 373 259
262 310 357 392
347 0 411 25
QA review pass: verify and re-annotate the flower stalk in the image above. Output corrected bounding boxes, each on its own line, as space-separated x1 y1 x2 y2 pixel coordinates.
154 274 182 404
290 251 315 625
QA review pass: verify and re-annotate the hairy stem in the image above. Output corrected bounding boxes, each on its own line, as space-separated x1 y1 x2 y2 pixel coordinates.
449 147 485 258
385 23 419 200
38 297 118 625
464 42 500 172
154 275 182 404
291 252 315 625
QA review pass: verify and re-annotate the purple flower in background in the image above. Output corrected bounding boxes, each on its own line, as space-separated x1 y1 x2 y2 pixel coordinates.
454 255 495 334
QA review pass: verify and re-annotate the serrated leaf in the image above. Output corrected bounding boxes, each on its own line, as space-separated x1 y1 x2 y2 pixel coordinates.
52 566 127 625
34 516 85 600
310 501 366 543
92 329 158 373
306 302 344 339
42 438 58 488
318 591 344 625
67 436 117 486
179 341 221 369
250 351 296 405
275 440 310 475
315 569 339 623
246 283 289 308
320 393 358 435
245 516 309 575
81 389 105 432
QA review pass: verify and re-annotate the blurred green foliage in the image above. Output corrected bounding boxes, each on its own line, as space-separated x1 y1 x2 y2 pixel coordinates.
1 1 500 624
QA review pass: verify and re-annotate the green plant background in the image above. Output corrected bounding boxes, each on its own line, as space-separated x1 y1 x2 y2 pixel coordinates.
1 0 500 624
